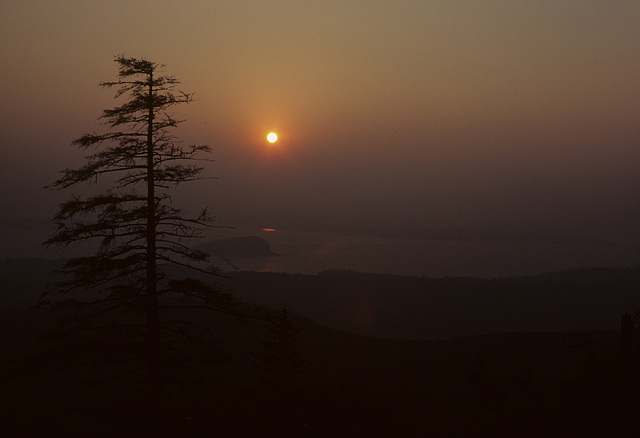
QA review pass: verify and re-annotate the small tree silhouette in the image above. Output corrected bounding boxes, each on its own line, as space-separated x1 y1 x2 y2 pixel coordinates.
251 305 308 392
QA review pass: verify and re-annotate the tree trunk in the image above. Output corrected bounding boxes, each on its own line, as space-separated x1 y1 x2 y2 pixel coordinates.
145 72 161 412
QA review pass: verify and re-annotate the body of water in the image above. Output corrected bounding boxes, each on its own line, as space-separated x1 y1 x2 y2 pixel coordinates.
3 222 637 279
212 228 640 278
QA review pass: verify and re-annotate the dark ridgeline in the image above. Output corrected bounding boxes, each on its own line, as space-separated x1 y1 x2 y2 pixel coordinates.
2 256 640 436
226 268 640 338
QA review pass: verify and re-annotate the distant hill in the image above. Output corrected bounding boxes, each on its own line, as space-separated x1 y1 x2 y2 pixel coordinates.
195 236 278 257
0 292 629 436
1 258 638 339
223 267 640 338
1 261 638 435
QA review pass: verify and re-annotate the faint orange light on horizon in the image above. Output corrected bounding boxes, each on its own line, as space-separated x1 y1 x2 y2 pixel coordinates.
262 228 276 232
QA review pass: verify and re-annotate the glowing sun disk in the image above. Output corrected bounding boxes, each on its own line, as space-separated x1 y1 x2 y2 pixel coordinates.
267 132 278 143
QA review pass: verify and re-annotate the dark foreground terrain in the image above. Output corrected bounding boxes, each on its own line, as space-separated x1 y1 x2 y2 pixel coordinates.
0 259 639 437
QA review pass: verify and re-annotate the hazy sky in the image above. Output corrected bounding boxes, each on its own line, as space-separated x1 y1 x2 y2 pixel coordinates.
1 0 639 259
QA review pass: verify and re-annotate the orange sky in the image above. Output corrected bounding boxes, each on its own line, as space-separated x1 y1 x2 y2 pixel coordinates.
1 1 639 253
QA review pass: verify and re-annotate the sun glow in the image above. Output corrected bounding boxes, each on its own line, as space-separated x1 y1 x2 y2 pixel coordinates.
267 132 278 143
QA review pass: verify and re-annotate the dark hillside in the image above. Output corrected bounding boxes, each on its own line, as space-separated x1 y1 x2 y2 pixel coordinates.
0 260 638 435
224 268 640 338
1 259 638 338
0 302 636 436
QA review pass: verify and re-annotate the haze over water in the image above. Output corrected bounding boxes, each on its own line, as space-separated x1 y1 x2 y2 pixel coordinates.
210 227 639 278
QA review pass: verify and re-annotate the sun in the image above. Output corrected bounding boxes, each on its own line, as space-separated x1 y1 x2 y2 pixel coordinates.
267 132 278 143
